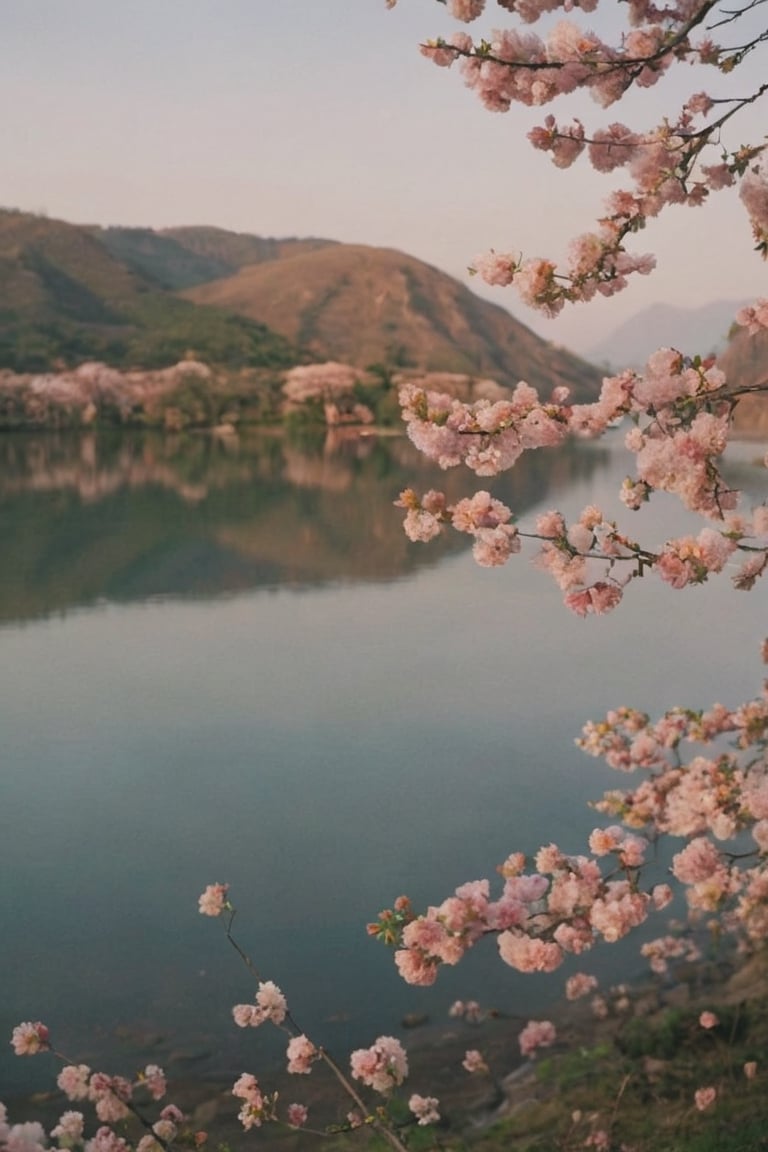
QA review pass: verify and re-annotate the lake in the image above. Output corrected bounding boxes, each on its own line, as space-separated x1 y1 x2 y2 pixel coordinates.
2 426 767 1097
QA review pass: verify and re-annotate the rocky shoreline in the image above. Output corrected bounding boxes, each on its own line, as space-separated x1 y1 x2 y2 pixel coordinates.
8 946 767 1149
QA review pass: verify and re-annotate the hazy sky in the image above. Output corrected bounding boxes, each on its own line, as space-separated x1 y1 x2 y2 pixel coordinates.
3 0 766 354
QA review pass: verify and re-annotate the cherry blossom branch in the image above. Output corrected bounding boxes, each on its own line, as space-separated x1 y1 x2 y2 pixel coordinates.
707 0 768 30
372 653 768 1001
200 886 413 1150
406 3 768 312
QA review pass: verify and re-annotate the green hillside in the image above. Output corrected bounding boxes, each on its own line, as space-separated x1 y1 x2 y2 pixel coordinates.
0 210 302 372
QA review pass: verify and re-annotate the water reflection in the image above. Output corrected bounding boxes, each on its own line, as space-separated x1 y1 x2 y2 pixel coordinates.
0 428 608 623
2 430 767 1103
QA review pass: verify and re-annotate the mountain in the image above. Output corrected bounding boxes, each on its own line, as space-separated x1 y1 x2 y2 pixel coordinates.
95 224 338 291
1 211 600 402
180 241 599 399
0 210 301 372
718 324 768 436
586 300 750 371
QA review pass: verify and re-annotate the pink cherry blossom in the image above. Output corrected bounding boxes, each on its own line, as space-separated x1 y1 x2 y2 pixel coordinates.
462 1048 489 1073
57 1065 91 1101
86 1128 132 1152
10 1022 49 1056
286 1035 318 1075
232 1073 266 1130
408 1094 440 1125
141 1064 167 1101
565 972 598 1000
197 883 229 917
286 1103 308 1128
518 1019 556 1057
350 1036 408 1092
51 1111 85 1144
86 1127 131 1152
151 1120 177 1143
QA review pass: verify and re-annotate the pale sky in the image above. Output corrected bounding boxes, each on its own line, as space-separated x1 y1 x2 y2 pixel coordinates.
2 0 766 354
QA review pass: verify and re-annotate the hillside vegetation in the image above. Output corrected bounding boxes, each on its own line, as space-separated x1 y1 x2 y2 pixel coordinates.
182 241 599 400
95 224 338 291
0 210 602 407
0 210 301 373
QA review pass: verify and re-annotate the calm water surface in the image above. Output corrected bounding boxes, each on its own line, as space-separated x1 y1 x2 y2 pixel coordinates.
2 428 766 1094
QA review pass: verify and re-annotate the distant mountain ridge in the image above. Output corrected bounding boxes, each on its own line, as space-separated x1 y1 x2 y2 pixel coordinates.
587 299 749 371
0 209 600 401
95 224 339 291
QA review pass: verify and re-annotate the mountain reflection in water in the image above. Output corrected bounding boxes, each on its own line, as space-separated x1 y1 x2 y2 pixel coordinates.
0 428 606 621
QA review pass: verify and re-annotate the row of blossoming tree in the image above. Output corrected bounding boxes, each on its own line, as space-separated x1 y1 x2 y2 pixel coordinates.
6 0 768 1149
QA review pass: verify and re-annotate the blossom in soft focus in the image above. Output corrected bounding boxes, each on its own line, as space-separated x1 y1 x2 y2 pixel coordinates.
736 298 768 334
350 1036 408 1092
462 1049 488 1073
565 972 599 1001
152 1120 177 1143
2 1119 48 1152
57 1065 91 1101
89 1128 133 1152
233 981 288 1028
232 1073 265 1131
88 1073 132 1124
10 1022 49 1056
50 1111 85 1146
744 1061 758 1079
141 1064 166 1100
518 1019 556 1057
159 1105 185 1124
136 1137 161 1152
286 1035 318 1075
699 1011 719 1029
286 1104 308 1128
408 1094 440 1125
255 981 287 1024
694 1085 717 1111
198 883 229 916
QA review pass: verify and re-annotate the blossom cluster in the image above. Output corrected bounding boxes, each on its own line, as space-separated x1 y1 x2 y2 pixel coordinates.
197 882 229 917
407 1 768 315
231 1073 275 1131
55 1062 168 1128
350 1036 409 1093
282 362 375 426
0 360 224 432
397 340 768 613
579 690 768 940
518 1019 557 1058
377 845 666 992
373 643 768 1073
408 1094 440 1125
232 980 287 1028
5 1029 189 1152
